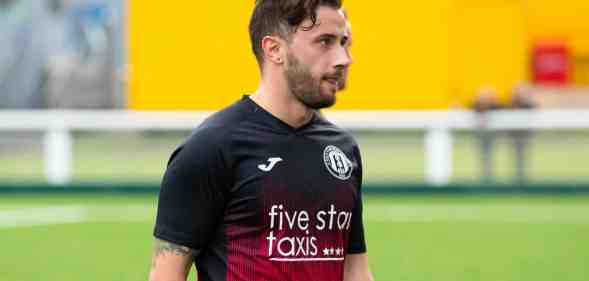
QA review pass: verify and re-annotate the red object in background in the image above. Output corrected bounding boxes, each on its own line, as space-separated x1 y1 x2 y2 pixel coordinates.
532 41 572 85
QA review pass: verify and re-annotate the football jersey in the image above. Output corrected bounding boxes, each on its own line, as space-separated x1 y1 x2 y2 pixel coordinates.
154 96 366 281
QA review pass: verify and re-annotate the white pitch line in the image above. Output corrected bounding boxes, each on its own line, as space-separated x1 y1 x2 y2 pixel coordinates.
0 206 88 229
364 203 589 224
3 203 588 229
86 204 155 222
0 204 155 229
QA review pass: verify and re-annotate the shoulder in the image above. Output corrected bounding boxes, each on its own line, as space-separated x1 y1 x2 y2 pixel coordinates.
169 98 253 166
189 98 253 146
190 97 251 137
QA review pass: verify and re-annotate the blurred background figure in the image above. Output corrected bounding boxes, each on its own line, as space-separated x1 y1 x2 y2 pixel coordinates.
0 0 46 108
472 83 539 185
508 82 537 184
44 0 121 108
472 86 502 183
0 0 124 109
42 0 77 108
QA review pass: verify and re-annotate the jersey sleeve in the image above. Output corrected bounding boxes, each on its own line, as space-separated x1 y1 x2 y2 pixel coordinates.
153 127 230 253
347 145 367 254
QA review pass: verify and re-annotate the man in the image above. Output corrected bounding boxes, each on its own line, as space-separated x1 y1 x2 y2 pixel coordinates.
149 1 373 281
472 86 501 183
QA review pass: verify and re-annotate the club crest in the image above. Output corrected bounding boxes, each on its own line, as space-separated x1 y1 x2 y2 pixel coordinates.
323 145 353 180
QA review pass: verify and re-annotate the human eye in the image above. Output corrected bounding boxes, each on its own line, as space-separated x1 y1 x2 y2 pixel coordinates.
341 36 350 47
318 36 335 48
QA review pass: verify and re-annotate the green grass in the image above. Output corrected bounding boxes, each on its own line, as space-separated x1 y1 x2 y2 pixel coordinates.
1 194 588 281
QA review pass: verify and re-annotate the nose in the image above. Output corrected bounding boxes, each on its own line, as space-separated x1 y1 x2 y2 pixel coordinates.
334 45 353 69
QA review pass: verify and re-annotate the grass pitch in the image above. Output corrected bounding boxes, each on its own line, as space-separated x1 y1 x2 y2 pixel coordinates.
1 194 588 281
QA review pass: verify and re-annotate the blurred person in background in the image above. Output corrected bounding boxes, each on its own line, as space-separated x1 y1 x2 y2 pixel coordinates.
45 0 118 108
0 0 118 109
508 82 537 185
43 0 79 108
0 0 46 108
472 86 502 183
472 83 537 185
149 1 373 281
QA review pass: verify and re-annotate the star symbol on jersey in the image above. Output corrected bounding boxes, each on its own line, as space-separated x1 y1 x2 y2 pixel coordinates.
329 248 335 255
323 248 331 256
335 248 342 256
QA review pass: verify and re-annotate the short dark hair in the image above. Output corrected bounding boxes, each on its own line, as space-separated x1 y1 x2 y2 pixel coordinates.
249 0 343 66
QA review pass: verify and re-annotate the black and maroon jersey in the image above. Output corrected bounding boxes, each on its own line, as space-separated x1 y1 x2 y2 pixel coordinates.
154 96 366 281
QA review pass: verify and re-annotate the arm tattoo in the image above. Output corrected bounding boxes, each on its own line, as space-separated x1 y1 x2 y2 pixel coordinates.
153 238 195 258
150 238 196 274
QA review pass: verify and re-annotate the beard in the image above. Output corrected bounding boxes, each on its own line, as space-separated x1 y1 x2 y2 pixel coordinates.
284 52 346 110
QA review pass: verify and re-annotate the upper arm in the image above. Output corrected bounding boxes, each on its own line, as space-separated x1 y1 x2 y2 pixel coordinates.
154 128 229 250
151 128 230 279
344 253 374 281
149 238 195 281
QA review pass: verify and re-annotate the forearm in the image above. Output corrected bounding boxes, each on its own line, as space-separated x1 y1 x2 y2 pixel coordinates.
149 267 190 281
343 253 374 281
149 270 188 281
343 270 374 281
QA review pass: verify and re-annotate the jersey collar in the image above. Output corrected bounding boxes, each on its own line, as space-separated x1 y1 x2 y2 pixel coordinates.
242 95 318 134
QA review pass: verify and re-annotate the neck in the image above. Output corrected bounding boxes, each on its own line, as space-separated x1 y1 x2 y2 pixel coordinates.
250 71 315 129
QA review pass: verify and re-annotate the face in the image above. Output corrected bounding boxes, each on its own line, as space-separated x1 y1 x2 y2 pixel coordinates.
283 6 353 109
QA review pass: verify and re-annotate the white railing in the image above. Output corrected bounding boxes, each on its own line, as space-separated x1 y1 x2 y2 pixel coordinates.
2 110 589 186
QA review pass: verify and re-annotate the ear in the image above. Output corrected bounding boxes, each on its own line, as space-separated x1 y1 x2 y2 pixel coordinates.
261 36 286 65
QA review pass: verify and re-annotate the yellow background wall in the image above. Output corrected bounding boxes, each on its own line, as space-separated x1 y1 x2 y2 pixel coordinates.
449 1 528 106
526 0 589 55
128 0 589 110
128 2 257 110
